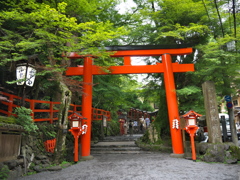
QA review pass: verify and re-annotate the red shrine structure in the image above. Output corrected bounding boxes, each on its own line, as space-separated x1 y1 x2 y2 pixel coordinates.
66 45 194 159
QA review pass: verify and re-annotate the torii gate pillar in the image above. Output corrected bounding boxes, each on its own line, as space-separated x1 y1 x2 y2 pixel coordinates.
162 54 183 156
81 57 93 160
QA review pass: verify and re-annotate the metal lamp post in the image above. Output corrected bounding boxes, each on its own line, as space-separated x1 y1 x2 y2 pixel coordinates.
16 63 36 106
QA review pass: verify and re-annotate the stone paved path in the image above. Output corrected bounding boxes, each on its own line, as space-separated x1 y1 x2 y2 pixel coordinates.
17 134 240 180
17 152 240 180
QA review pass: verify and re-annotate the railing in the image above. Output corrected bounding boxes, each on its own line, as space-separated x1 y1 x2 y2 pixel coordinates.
0 91 111 123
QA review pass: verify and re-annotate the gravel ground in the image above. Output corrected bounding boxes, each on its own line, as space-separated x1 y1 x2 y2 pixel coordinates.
17 152 240 180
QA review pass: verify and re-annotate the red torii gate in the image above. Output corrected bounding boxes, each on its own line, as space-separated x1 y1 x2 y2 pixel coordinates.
66 45 194 159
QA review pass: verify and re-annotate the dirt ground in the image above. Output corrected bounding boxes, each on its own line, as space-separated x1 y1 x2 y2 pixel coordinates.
17 152 240 180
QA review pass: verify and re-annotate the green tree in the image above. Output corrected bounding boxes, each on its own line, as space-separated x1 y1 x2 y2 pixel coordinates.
0 0 126 163
119 0 240 136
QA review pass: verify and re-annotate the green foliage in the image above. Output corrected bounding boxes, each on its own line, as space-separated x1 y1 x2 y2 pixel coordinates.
0 165 9 180
1 0 239 144
177 86 201 97
37 122 57 141
60 160 71 165
136 129 172 152
177 85 205 114
229 146 240 160
93 74 153 114
106 120 120 136
0 1 127 70
124 0 240 121
26 171 37 176
91 121 103 141
139 130 150 144
90 119 120 142
0 116 16 124
157 23 210 42
154 86 170 136
13 107 38 133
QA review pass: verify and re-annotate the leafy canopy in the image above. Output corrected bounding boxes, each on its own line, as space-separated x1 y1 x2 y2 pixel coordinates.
0 1 127 67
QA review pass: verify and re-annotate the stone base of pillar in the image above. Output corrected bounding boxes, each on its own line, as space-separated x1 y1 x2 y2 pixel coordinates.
80 155 94 161
170 153 184 158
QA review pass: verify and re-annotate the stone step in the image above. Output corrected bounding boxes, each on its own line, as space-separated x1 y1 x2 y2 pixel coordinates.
92 144 137 147
101 135 143 142
92 141 136 147
91 147 142 151
91 150 152 154
101 139 137 142
91 140 148 155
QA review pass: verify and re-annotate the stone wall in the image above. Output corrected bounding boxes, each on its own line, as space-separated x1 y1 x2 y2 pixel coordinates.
0 126 57 180
0 124 76 180
198 142 240 164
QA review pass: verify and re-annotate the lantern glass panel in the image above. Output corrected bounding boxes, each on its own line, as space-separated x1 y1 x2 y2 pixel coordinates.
188 118 195 126
72 121 79 128
16 65 27 85
26 66 36 87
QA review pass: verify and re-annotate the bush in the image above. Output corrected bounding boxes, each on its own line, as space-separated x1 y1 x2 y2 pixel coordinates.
91 119 120 141
37 122 57 141
13 107 38 133
0 165 9 180
106 120 119 136
0 116 16 124
229 145 240 160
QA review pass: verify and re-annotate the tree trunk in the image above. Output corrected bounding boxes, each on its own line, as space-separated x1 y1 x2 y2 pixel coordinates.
214 0 225 37
53 77 72 164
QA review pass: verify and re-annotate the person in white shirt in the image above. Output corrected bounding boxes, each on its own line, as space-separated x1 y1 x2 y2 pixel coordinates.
145 117 150 128
139 116 145 133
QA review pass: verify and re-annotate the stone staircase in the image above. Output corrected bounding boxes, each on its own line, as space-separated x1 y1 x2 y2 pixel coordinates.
91 134 151 154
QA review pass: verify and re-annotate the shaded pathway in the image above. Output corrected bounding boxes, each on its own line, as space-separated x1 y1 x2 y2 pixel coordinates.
17 152 240 180
17 134 240 180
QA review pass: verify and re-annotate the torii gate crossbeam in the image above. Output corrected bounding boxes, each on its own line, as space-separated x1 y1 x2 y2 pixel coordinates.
66 45 194 160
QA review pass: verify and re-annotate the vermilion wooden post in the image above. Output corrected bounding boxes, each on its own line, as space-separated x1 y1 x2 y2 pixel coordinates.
30 100 35 121
190 132 197 161
73 104 77 112
81 57 93 159
162 53 184 155
74 134 79 161
50 101 53 124
8 95 14 116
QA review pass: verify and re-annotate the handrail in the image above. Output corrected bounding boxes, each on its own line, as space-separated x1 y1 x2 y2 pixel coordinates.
0 91 111 123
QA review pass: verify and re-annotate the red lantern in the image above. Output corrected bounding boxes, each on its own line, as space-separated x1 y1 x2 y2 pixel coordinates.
182 110 201 162
186 114 197 127
69 114 82 128
68 112 87 162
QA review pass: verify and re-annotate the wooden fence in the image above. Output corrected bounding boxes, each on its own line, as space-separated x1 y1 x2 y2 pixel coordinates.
0 91 111 123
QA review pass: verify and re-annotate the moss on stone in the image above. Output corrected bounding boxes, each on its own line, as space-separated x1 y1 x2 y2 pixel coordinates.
198 142 239 163
135 138 172 153
229 146 240 160
0 116 16 124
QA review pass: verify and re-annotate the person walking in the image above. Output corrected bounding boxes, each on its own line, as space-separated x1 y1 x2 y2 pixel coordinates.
235 112 240 134
139 116 144 133
119 119 125 135
133 120 138 133
145 117 150 128
124 120 128 135
129 120 133 136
